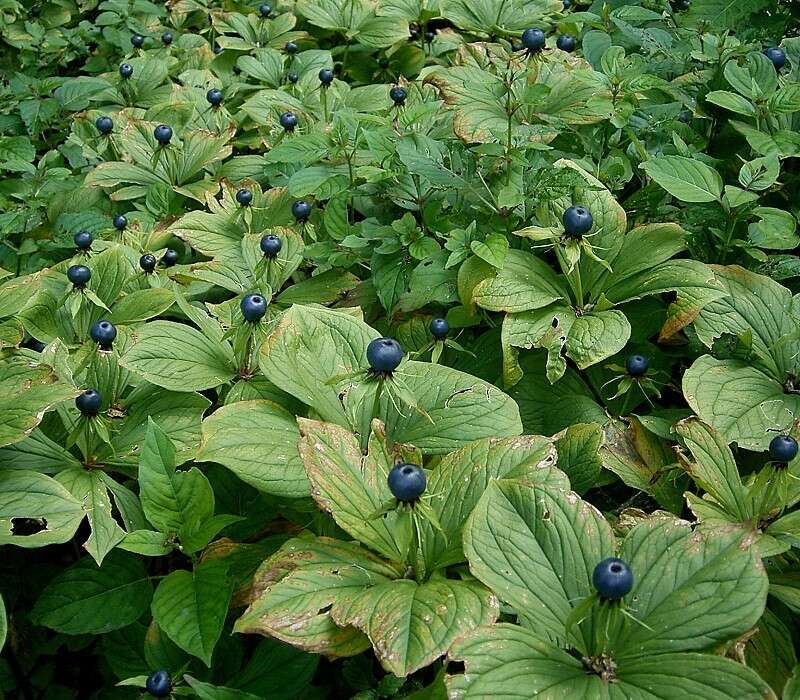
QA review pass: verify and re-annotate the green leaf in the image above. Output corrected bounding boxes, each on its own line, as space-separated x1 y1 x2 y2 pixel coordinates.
120 320 236 392
705 90 756 116
151 559 233 667
555 423 603 494
31 551 152 635
0 470 85 547
109 288 175 325
463 479 614 646
235 536 398 657
197 400 308 498
184 677 263 700
332 579 498 677
640 155 723 203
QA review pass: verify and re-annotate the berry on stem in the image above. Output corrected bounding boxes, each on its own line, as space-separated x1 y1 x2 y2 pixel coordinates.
674 0 691 10
76 389 102 415
292 200 312 222
131 33 144 48
259 3 272 16
763 47 786 70
140 254 156 273
206 88 223 106
769 435 798 463
95 115 113 135
625 354 649 377
521 28 546 52
556 34 576 52
153 124 172 145
236 188 253 206
90 320 117 349
593 558 633 600
280 111 298 131
388 463 426 502
284 41 298 54
425 29 435 43
161 31 173 45
367 337 403 373
162 248 179 267
145 670 172 698
260 234 282 257
319 68 334 86
241 293 267 322
119 63 133 79
286 71 299 83
74 230 93 250
113 214 127 231
430 317 449 339
562 205 593 238
390 86 407 105
67 265 91 288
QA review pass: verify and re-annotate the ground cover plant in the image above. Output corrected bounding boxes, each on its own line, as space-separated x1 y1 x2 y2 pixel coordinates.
1 0 800 697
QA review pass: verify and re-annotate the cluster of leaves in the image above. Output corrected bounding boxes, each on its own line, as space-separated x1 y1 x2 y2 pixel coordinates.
2 0 800 697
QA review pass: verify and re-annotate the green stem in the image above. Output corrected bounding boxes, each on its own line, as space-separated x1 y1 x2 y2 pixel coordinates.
321 87 329 123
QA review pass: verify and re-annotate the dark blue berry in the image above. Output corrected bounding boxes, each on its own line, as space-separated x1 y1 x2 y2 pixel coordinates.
562 205 593 237
95 115 113 135
153 124 172 145
286 71 299 83
593 558 633 600
674 0 690 10
145 670 172 698
213 44 223 55
388 463 426 502
769 435 798 463
521 28 546 52
119 63 133 79
241 293 267 322
319 68 334 85
563 0 571 8
260 234 282 257
67 265 91 288
763 47 786 70
279 111 298 131
390 86 407 105
162 248 179 267
556 34 576 52
27 5 40 17
367 337 403 373
113 214 127 230
90 320 117 349
236 188 253 206
291 200 312 222
140 254 156 273
76 389 102 415
430 317 449 339
161 31 173 45
678 110 691 124
131 33 144 48
625 354 649 377
206 88 223 106
424 30 435 43
284 41 298 54
409 27 419 40
259 3 271 16
74 230 93 250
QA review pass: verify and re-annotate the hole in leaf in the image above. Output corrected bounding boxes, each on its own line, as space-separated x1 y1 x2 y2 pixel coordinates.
12 517 47 535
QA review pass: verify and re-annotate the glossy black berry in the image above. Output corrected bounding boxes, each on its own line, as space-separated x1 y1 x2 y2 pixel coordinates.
140 253 157 273
153 124 172 145
319 68 334 85
76 389 102 415
162 248 179 267
27 5 40 17
769 435 798 463
521 28 546 52
260 234 282 257
241 293 267 322
74 230 93 250
430 317 449 339
67 265 91 288
763 47 786 70
161 31 173 45
95 115 113 135
286 71 299 83
206 88 223 106
279 111 298 131
563 0 571 8
291 200 312 222
119 63 133 79
674 0 690 9
284 41 298 54
424 30 435 43
90 320 117 349
593 558 633 600
388 463 426 502
556 34 576 52
145 670 172 698
678 110 691 124
213 44 223 55
562 205 593 238
625 354 649 377
236 188 253 206
259 3 271 16
409 27 419 40
131 33 144 48
390 86 407 105
113 214 127 231
367 337 403 373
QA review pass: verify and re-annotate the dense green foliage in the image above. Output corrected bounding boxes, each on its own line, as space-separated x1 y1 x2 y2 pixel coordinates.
2 0 800 697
